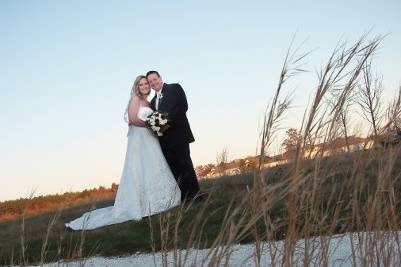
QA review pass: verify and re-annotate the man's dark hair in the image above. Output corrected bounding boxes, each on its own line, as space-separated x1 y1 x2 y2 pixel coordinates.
146 70 160 78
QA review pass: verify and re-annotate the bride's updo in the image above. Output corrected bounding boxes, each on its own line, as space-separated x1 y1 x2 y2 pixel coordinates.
124 75 149 123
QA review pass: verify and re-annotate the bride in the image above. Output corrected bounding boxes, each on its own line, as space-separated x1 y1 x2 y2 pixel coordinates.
65 75 181 230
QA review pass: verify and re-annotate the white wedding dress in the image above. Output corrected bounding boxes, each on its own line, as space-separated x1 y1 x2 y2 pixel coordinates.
65 107 181 230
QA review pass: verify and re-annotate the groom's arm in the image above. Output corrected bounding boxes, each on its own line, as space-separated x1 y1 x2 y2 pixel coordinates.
167 84 188 126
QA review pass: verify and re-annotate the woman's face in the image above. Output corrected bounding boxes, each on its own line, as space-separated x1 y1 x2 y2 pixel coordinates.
138 78 150 96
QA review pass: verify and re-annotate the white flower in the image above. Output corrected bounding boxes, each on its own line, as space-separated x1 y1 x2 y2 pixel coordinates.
147 111 169 137
151 126 160 132
159 118 168 125
148 117 156 125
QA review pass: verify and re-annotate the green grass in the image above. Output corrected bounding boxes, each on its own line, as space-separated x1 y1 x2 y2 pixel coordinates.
1 148 401 266
0 172 257 266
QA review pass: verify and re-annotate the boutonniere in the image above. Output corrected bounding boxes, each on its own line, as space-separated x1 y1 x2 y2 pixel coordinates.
159 93 164 99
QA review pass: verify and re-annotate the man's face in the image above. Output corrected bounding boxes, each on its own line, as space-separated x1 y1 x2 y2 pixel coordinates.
147 73 163 91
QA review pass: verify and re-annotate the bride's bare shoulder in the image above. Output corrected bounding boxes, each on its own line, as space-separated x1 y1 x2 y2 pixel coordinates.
131 95 140 102
128 96 141 110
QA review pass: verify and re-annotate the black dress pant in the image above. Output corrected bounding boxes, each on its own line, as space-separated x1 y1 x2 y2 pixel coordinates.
160 142 200 201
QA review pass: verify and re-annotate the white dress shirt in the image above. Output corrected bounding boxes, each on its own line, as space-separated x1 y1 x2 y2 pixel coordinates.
155 88 163 110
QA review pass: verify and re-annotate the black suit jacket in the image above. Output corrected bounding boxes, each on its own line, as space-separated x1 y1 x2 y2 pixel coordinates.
150 83 195 147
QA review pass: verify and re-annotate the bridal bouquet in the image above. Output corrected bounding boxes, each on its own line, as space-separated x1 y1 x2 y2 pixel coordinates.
146 111 170 136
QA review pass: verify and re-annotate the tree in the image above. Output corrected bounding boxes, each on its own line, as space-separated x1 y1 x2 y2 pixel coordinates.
195 164 214 178
216 148 229 177
282 128 302 160
238 159 247 174
111 183 118 192
356 59 383 137
245 159 256 172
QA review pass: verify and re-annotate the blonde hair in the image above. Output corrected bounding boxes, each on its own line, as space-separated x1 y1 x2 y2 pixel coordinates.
124 75 149 123
133 75 150 99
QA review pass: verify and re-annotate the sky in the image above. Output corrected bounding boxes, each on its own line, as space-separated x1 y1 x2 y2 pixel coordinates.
1 0 401 201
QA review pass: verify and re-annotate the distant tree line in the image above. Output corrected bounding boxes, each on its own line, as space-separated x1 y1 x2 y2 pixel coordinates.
0 184 118 222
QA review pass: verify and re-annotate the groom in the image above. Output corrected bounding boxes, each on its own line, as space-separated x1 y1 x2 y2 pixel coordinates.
146 71 200 201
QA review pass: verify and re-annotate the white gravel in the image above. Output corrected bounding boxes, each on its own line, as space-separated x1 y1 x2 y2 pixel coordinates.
25 231 401 267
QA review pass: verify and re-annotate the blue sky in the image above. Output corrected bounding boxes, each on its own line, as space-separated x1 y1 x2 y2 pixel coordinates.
1 0 401 201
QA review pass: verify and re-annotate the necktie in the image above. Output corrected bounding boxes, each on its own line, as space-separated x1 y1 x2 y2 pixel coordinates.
156 93 161 110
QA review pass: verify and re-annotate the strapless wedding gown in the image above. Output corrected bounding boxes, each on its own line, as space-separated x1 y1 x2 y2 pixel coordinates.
65 107 181 230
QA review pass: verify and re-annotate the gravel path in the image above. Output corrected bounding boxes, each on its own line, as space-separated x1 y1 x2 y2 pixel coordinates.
26 231 401 266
